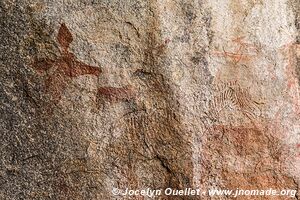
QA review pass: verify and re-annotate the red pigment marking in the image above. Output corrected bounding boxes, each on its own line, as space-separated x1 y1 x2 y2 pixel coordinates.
213 36 258 64
32 23 102 100
297 144 300 157
280 42 300 114
164 38 171 44
32 23 136 105
281 42 300 88
97 86 135 103
153 38 171 55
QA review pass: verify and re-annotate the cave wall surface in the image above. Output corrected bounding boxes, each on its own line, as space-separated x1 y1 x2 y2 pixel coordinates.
0 0 300 199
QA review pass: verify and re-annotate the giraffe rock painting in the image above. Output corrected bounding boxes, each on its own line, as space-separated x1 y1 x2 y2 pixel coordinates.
32 23 102 101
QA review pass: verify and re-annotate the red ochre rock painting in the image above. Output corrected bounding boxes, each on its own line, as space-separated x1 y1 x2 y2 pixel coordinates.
297 144 300 157
32 23 102 101
213 36 259 64
97 85 135 103
204 123 298 192
32 23 134 104
280 42 300 114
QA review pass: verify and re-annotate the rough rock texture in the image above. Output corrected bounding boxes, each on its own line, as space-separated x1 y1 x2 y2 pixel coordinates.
0 0 300 199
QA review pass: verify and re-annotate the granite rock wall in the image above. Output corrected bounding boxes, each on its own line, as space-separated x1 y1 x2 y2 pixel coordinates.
0 0 300 199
